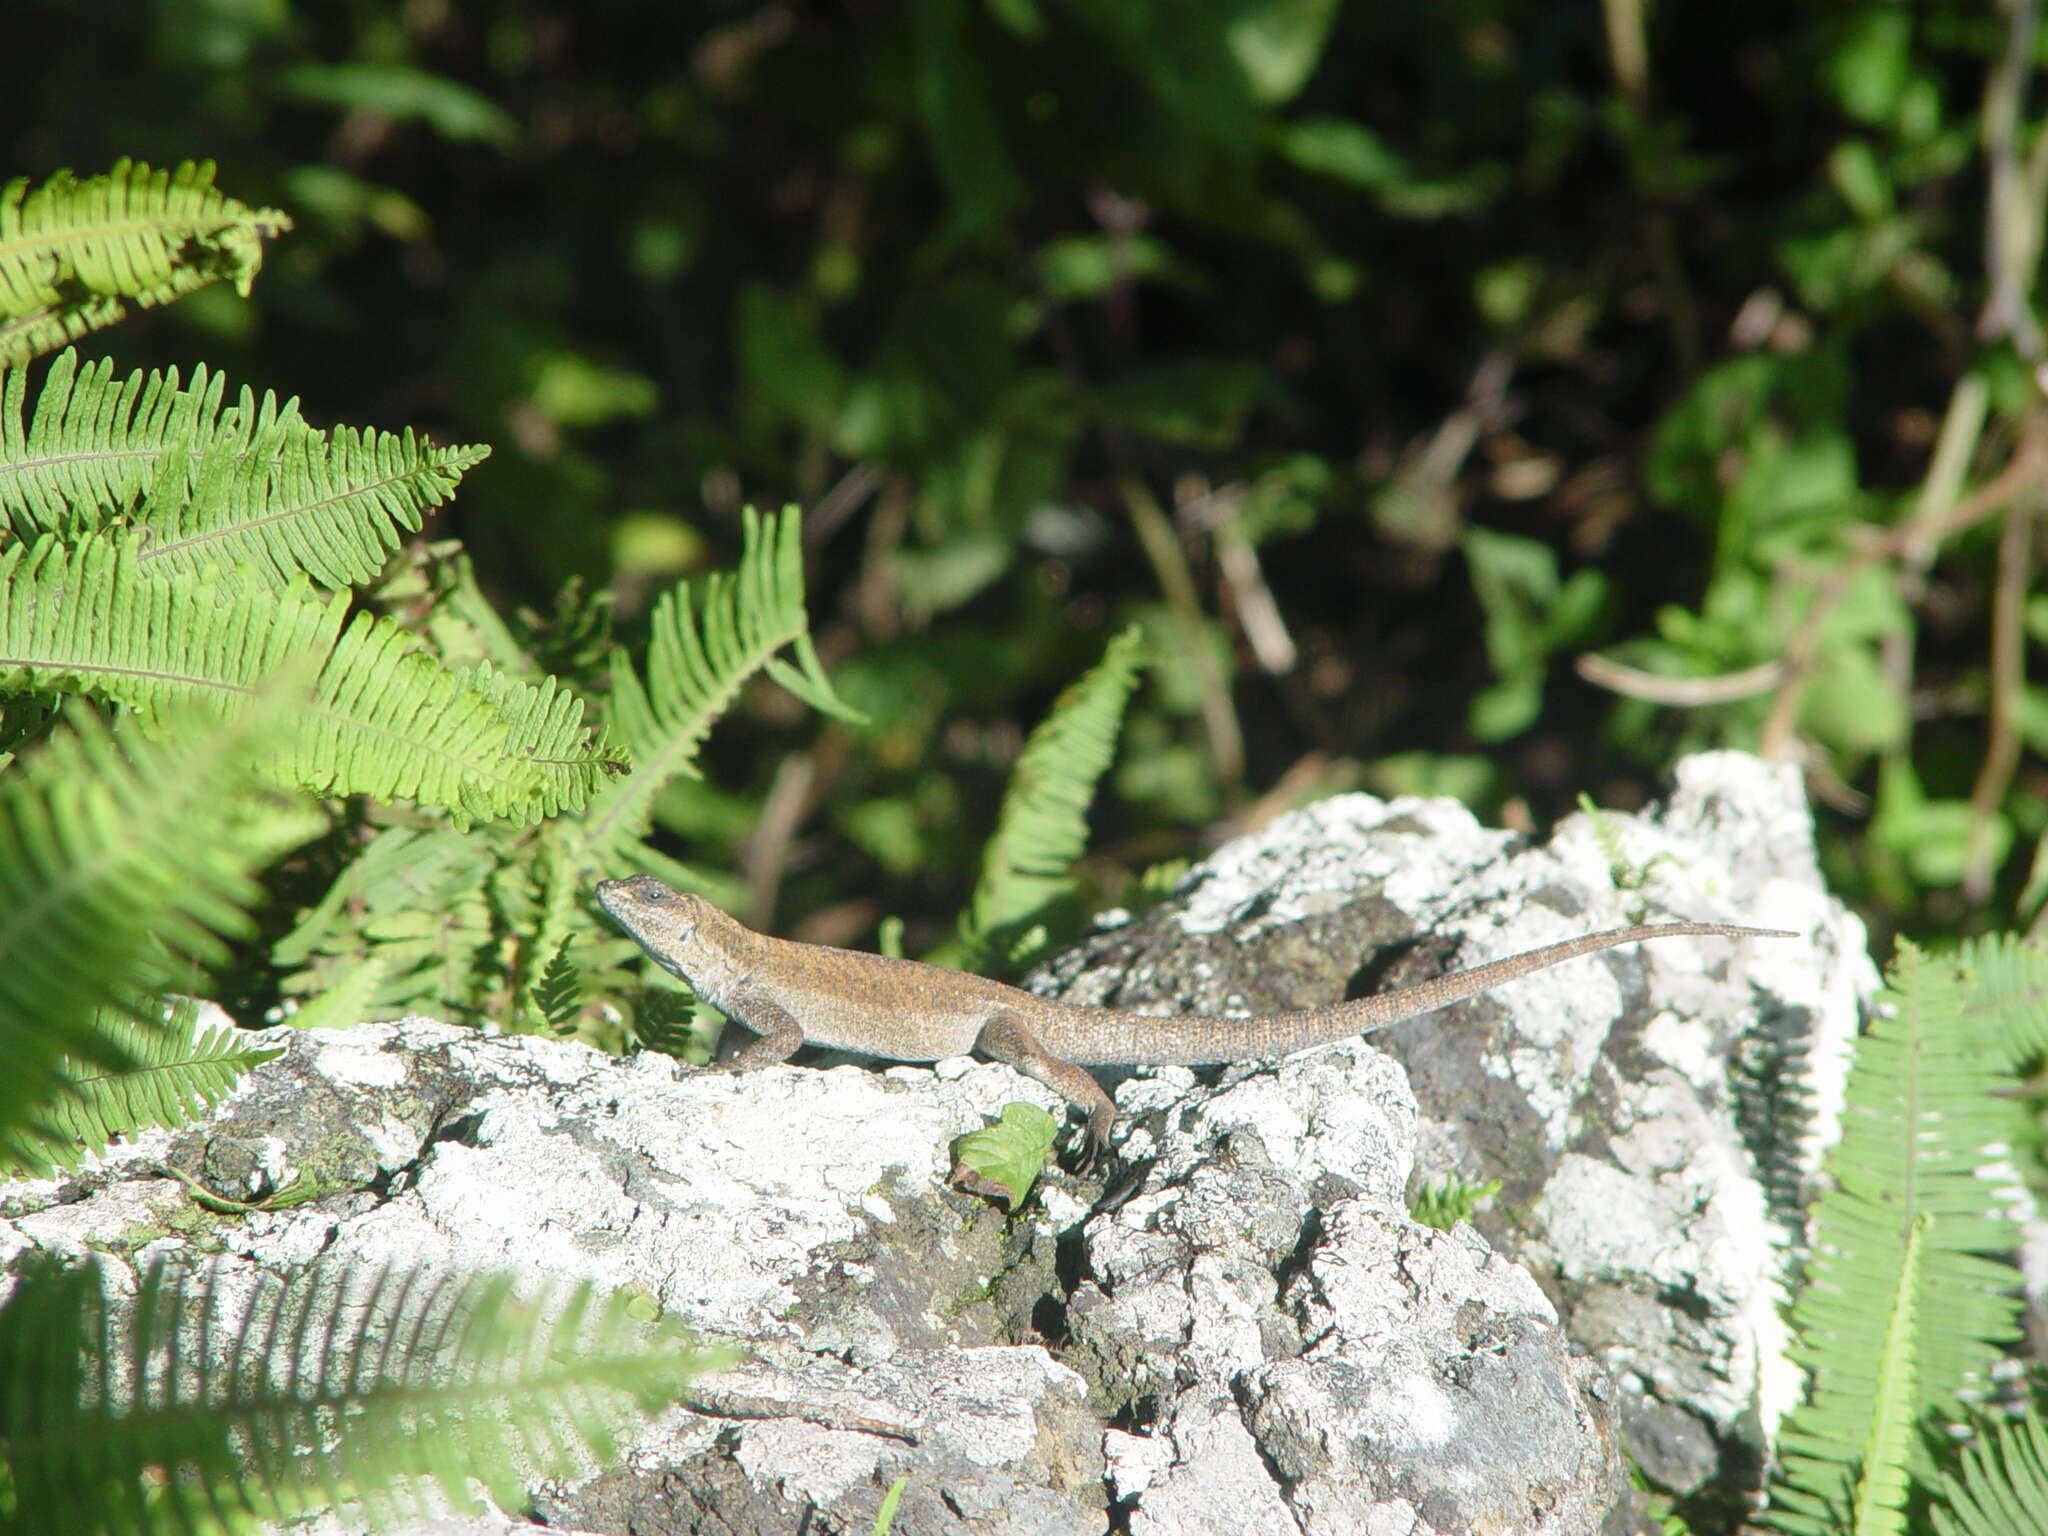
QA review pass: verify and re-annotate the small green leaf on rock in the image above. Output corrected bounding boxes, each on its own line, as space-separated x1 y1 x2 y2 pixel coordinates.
949 1102 1059 1210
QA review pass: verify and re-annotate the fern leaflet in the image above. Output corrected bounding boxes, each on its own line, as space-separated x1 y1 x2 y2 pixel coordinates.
1935 1410 2048 1536
0 1254 721 1534
963 623 1146 967
0 159 291 367
0 348 489 589
575 504 856 863
1764 940 2031 1533
0 531 617 821
273 826 500 1017
0 705 316 1166
3 1001 284 1177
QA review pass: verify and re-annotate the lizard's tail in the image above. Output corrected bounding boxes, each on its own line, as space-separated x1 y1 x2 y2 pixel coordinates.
1056 922 1794 1066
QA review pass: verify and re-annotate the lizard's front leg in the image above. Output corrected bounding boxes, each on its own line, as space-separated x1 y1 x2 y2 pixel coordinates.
701 986 805 1072
975 1011 1118 1165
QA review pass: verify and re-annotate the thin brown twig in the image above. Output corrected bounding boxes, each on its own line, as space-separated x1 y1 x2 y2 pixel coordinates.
1979 0 2044 360
1119 474 1244 793
1174 479 1298 676
1574 654 1784 705
741 751 816 932
1756 429 2048 759
1965 455 2039 901
805 462 885 549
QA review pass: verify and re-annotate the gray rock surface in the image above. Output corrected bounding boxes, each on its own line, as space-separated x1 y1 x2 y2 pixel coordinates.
0 752 1867 1534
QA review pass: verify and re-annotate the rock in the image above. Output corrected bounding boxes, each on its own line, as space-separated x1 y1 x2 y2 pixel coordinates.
0 752 1868 1534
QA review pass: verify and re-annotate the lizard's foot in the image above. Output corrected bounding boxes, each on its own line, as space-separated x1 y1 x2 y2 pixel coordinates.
1070 1108 1117 1172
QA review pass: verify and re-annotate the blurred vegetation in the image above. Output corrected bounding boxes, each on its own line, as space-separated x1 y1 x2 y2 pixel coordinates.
7 0 2047 957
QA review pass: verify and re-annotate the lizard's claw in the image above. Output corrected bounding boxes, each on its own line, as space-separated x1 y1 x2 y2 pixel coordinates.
1070 1108 1117 1173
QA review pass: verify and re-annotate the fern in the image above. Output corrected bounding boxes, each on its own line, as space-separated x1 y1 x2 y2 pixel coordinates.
2 1001 284 1177
1848 1211 1927 1536
962 623 1146 967
0 350 488 588
282 952 392 1034
273 826 501 1018
1936 933 2048 1055
0 160 291 367
574 504 856 866
530 936 585 1031
0 1253 719 1534
1764 940 2033 1533
1935 1410 2048 1536
0 531 618 822
0 705 317 1169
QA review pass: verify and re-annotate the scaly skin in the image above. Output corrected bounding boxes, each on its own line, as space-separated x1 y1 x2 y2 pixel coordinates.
596 874 1793 1159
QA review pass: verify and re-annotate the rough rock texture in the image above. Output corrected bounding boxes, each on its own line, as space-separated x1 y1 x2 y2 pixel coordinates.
0 751 1869 1535
1040 751 1870 1507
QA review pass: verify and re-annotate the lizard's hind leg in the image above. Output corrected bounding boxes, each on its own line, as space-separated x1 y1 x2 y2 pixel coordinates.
975 1012 1119 1166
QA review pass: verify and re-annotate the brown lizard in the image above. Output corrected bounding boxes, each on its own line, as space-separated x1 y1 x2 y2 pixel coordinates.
596 875 1792 1159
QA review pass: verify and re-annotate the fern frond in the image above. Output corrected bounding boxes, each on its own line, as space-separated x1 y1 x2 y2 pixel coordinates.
272 826 499 1017
1849 1211 1927 1536
0 532 614 821
283 952 392 1033
530 937 585 1030
963 623 1146 967
2 1001 284 1177
0 706 316 1166
0 160 291 367
1939 933 2048 1054
574 504 857 863
1764 940 2030 1533
1935 1410 2048 1536
467 661 625 816
0 349 489 588
141 414 486 590
0 1254 720 1535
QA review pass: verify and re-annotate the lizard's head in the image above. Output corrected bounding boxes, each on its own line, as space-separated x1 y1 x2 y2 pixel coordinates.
595 875 710 969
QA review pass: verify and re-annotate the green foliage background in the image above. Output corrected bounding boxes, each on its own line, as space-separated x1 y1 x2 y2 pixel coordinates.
11 8 2048 1527
5 0 2041 949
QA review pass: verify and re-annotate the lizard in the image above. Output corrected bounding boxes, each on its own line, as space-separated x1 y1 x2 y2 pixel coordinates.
595 874 1794 1160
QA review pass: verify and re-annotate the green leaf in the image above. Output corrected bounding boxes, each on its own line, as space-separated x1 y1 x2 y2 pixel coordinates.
1229 0 1340 103
3 1001 284 1177
529 937 585 1031
1829 139 1893 222
1409 1174 1502 1231
276 63 521 148
0 160 291 366
950 1102 1059 1211
1800 641 1910 757
1846 1212 1925 1536
0 705 317 1167
1870 758 2012 889
1460 527 1608 743
0 349 490 588
965 624 1146 967
576 505 858 866
284 952 393 1033
1826 10 1913 125
0 1255 723 1534
1763 940 2029 1532
909 0 1020 241
737 283 847 432
873 1473 912 1535
1935 1410 2048 1536
0 532 615 822
1274 117 1409 189
525 352 659 429
1035 235 1185 303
